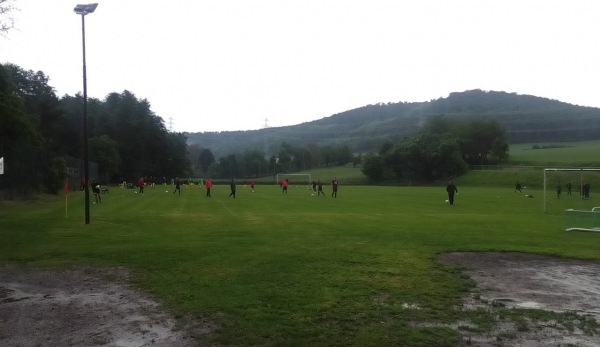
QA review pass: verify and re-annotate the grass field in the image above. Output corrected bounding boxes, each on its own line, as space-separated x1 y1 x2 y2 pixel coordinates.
1 182 599 346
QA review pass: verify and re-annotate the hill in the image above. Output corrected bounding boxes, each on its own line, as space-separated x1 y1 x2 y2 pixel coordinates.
186 90 600 158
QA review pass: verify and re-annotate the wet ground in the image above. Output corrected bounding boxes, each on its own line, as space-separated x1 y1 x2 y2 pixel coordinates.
438 252 600 346
0 267 200 347
1 252 600 346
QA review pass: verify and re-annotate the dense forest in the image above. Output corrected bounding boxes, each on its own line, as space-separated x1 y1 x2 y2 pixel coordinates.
186 90 600 158
0 63 189 195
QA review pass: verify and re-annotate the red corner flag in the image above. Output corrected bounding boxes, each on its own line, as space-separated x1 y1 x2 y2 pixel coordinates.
64 179 69 194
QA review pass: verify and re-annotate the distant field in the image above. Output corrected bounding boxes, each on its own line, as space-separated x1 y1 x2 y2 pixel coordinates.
255 164 368 185
461 140 600 190
1 182 599 346
509 140 600 166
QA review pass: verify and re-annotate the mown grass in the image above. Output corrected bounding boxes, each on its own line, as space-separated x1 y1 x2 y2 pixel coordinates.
1 182 599 346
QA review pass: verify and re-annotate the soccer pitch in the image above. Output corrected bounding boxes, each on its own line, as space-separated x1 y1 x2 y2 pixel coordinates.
1 183 599 346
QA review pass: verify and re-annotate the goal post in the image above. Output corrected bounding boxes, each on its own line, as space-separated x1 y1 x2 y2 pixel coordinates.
543 168 600 214
276 173 312 187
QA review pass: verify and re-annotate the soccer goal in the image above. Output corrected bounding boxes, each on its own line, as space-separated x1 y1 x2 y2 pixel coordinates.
543 168 600 214
276 173 312 187
565 207 600 232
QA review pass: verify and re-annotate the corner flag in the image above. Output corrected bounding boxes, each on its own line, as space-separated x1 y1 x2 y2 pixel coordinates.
0 157 4 175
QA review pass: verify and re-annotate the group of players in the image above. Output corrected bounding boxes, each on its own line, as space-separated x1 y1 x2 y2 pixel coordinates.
304 177 339 198
127 176 339 198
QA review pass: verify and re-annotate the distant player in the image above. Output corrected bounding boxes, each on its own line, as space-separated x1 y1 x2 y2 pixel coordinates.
446 180 458 205
205 178 212 197
229 178 236 198
281 178 288 195
92 181 102 204
317 179 325 196
250 179 255 192
173 177 181 195
582 183 590 199
138 176 145 195
331 177 339 198
312 179 317 193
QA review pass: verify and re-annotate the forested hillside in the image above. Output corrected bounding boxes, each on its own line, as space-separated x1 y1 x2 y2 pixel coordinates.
186 90 600 157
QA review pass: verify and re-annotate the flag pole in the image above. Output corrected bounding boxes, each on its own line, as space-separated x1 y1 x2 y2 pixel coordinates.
64 179 69 218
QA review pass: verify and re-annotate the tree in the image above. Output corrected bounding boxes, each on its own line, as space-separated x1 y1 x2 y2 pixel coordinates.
383 132 468 182
361 154 385 181
334 144 353 165
277 142 294 172
291 147 310 171
162 132 190 178
0 64 38 142
198 148 215 174
352 153 362 168
242 150 267 178
216 154 238 178
89 135 121 182
5 64 74 153
456 119 508 165
187 144 202 175
421 115 509 166
379 140 394 155
95 90 183 179
305 143 321 168
0 0 17 34
320 145 335 167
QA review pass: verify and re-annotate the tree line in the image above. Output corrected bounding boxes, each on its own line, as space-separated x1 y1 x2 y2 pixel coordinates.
187 141 354 179
361 116 509 182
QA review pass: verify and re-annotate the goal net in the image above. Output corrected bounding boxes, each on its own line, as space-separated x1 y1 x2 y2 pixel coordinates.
543 167 600 220
565 207 600 232
276 173 312 187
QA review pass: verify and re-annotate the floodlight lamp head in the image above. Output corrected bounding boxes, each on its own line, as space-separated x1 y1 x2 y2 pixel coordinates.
74 3 98 15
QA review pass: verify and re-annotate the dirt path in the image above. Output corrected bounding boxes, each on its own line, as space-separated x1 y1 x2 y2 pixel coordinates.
2 252 600 346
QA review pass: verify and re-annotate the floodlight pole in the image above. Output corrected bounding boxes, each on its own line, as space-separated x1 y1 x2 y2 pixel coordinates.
74 3 98 225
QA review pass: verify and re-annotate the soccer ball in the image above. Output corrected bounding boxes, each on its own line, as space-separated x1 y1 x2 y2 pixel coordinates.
445 199 449 203
165 190 169 193
311 193 315 196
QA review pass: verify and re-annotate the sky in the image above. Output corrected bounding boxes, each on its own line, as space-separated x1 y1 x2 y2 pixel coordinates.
1 0 599 133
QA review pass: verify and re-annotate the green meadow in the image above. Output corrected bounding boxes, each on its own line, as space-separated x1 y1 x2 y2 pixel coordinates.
1 178 599 346
2 142 600 345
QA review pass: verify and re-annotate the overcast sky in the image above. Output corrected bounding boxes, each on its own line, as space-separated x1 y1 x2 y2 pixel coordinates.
2 0 599 132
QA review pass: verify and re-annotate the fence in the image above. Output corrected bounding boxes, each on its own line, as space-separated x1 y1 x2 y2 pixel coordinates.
0 137 97 199
469 165 552 171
